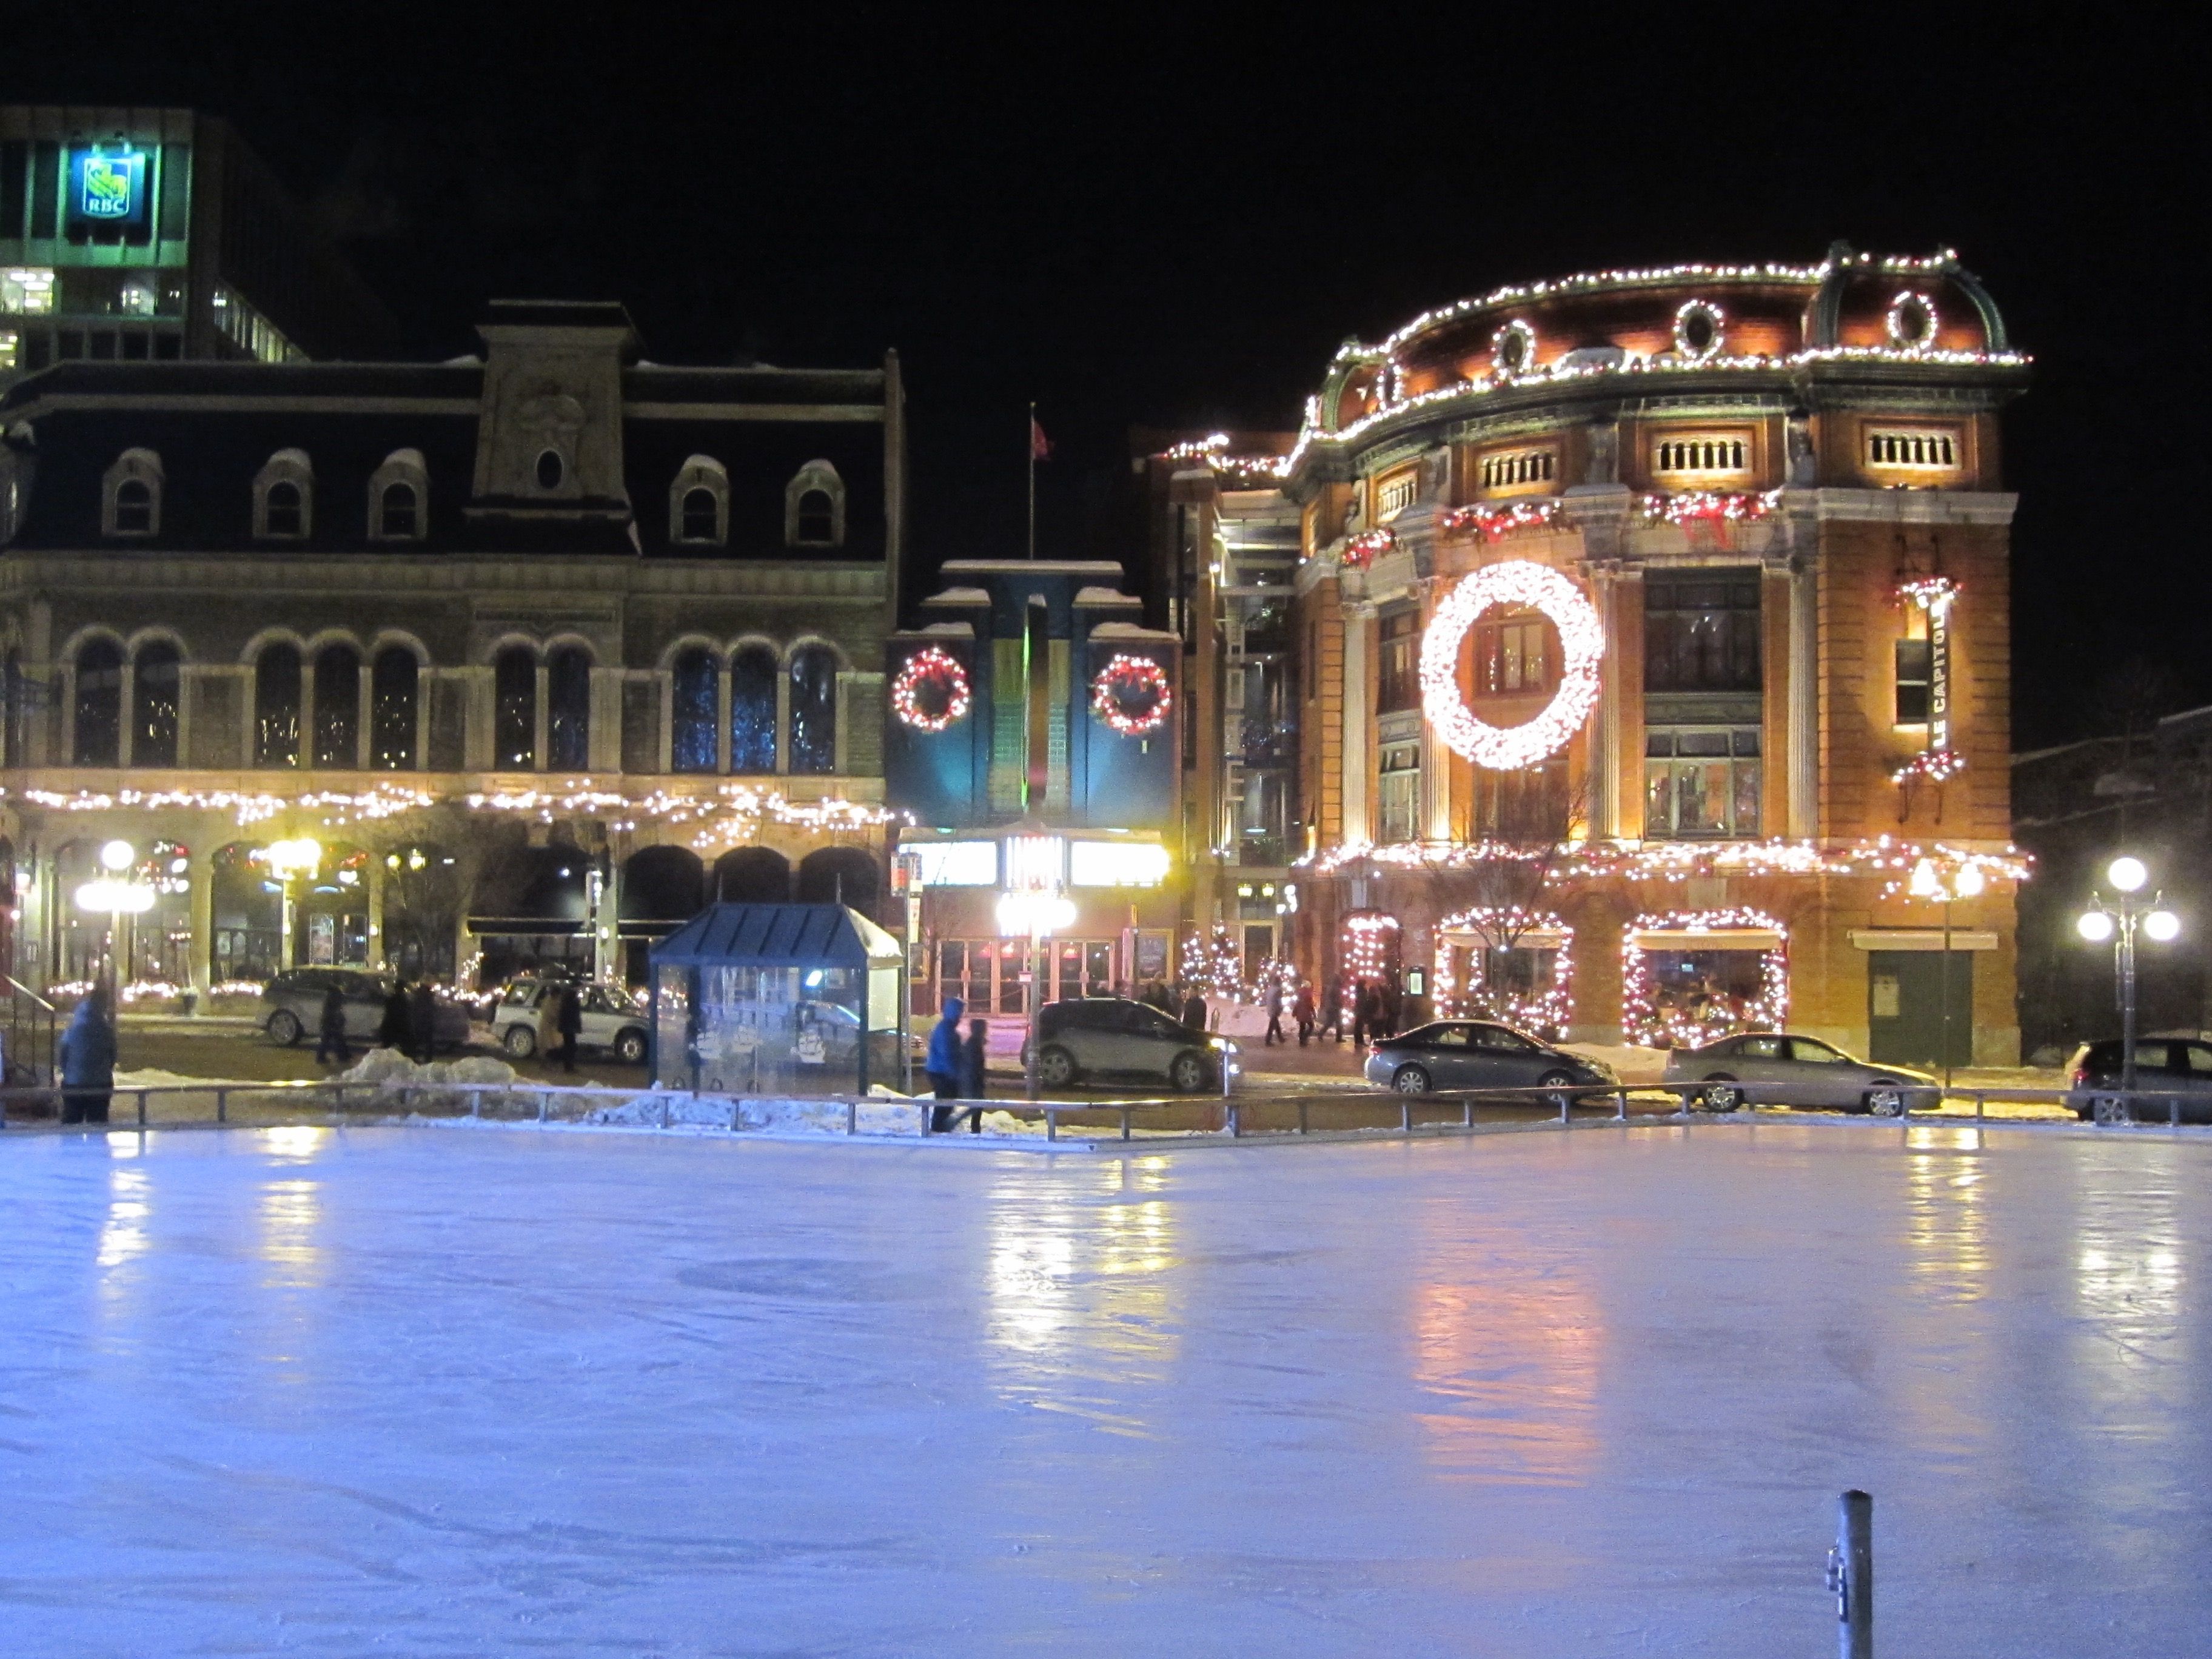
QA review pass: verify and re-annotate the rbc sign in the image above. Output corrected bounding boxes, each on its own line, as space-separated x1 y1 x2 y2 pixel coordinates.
67 150 149 232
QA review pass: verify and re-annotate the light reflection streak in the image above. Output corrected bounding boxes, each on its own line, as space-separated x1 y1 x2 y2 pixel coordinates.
1905 1130 1988 1302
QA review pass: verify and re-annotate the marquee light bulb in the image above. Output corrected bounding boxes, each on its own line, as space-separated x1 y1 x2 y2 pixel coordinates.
2108 856 2148 893
2077 911 2115 943
2145 910 2182 943
99 839 134 871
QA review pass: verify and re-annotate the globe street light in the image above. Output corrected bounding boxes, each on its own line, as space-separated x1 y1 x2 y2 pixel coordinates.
2079 854 2182 1098
76 871 155 988
261 838 323 971
1908 857 1987 1094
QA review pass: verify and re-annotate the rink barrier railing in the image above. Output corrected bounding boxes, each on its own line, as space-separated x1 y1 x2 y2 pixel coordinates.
4 1076 2207 1141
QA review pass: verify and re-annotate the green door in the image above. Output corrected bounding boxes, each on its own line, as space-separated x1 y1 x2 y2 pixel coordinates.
1867 950 1973 1067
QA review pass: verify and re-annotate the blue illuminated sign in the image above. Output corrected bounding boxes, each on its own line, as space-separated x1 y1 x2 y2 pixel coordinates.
67 150 149 232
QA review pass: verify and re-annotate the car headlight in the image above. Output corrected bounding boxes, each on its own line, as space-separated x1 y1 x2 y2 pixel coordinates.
1208 1037 1238 1053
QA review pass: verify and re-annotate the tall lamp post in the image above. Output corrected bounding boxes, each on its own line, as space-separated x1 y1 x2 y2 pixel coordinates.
264 838 323 971
77 839 153 989
2076 855 2181 1097
1908 856 1986 1096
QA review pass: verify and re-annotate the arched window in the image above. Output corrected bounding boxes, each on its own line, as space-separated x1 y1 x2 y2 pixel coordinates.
369 449 429 541
535 449 565 491
682 488 719 541
370 647 417 769
494 646 538 769
314 645 360 768
671 646 719 774
669 456 730 546
103 448 162 537
72 639 124 766
133 639 181 767
255 643 301 767
254 449 314 540
729 643 777 773
784 460 846 548
548 645 591 770
788 644 837 774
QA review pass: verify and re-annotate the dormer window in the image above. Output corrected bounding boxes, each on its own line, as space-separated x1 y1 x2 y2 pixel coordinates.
368 448 429 541
669 455 730 546
535 449 565 491
253 449 315 540
785 460 846 548
102 447 163 538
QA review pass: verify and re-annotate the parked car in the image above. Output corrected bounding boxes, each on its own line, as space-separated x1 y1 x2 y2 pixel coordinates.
1023 997 1236 1093
261 969 471 1050
1364 1020 1614 1096
2064 1037 2212 1122
1660 1031 1936 1114
493 980 650 1064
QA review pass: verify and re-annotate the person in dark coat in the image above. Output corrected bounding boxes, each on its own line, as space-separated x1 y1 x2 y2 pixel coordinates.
1293 984 1317 1047
555 984 584 1074
1264 980 1285 1045
315 982 352 1067
1353 981 1380 1049
962 1016 989 1131
378 980 413 1053
1322 974 1342 1042
409 980 438 1064
58 991 117 1125
925 995 964 1132
1181 990 1207 1032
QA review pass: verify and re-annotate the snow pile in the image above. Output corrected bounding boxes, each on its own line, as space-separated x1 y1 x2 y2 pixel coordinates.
335 1048 535 1114
583 1092 936 1138
1562 1043 1669 1085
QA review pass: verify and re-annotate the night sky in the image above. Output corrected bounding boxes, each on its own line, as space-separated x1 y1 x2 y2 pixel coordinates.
12 12 2200 749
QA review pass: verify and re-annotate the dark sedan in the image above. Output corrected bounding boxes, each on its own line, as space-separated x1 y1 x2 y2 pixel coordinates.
1362 1020 1615 1095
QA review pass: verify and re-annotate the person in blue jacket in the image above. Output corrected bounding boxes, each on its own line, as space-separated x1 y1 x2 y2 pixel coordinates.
59 988 118 1126
926 996 964 1132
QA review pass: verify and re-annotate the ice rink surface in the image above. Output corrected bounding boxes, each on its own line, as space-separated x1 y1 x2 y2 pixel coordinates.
3 1121 2208 1657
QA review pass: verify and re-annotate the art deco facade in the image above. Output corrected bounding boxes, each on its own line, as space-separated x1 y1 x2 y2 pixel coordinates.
0 301 903 994
1182 247 2029 1063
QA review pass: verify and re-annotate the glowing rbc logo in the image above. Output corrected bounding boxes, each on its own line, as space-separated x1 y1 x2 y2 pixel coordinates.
70 152 144 226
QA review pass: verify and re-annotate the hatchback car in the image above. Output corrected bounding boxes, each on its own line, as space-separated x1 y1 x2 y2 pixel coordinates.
1025 997 1234 1093
493 979 651 1064
1661 1031 1936 1114
2064 1037 2212 1122
1363 1021 1615 1095
261 968 471 1051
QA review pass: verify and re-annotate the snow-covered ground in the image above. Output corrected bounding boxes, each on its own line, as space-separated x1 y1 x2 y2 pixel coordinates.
2 1122 2207 1656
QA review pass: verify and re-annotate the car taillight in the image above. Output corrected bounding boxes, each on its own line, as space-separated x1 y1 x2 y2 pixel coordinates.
2070 1067 2088 1088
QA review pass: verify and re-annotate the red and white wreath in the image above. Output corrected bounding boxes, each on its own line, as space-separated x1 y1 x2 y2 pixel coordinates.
891 646 972 732
1091 654 1172 736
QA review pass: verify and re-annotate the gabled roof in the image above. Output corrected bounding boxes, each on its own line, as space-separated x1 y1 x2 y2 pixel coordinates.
649 902 902 968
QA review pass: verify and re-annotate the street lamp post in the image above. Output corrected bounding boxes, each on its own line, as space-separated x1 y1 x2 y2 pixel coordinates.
1908 856 1986 1096
2077 855 2181 1098
263 838 323 971
78 840 155 991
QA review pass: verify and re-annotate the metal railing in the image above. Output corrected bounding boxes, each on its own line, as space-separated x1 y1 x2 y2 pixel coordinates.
3 976 58 1092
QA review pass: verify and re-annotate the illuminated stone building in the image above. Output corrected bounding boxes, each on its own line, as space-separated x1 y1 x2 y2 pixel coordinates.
0 301 903 995
1188 247 2030 1064
2 106 397 390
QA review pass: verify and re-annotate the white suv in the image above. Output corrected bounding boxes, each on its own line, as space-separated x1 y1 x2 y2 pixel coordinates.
492 980 649 1064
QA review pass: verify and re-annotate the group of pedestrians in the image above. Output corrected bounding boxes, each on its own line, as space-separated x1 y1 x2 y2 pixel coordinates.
312 978 449 1069
1260 980 1321 1046
924 996 989 1132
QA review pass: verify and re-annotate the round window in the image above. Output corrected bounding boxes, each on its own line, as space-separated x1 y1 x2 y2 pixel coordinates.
1885 291 1939 350
1674 299 1723 362
1492 319 1537 377
534 449 565 490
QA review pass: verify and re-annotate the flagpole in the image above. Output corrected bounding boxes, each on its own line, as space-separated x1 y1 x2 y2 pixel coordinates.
1027 400 1036 560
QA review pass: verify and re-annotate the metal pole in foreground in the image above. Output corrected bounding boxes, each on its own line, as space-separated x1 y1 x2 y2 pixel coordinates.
1829 1489 1872 1659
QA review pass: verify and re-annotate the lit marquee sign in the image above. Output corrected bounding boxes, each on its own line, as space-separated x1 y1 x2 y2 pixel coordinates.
67 149 150 233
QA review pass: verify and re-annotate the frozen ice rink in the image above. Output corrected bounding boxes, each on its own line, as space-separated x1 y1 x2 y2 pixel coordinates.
4 1121 2208 1657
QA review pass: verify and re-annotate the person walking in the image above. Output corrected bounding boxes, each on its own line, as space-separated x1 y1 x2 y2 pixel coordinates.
58 988 117 1125
409 980 438 1064
315 981 352 1068
962 1015 990 1132
379 979 413 1054
1264 979 1285 1046
555 984 583 1074
1353 981 1379 1050
1293 982 1317 1047
1181 987 1207 1033
1322 974 1342 1042
925 995 965 1133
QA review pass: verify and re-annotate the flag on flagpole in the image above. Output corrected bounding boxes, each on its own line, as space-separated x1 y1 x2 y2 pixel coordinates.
1030 414 1052 461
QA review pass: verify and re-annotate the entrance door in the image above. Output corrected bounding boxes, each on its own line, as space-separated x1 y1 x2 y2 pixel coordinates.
1868 950 1973 1066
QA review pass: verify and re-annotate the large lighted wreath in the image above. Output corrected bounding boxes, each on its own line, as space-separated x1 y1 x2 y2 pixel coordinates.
1419 560 1604 770
891 646 971 732
1092 653 1172 736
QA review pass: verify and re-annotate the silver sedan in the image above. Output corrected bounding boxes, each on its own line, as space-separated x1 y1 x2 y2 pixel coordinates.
1660 1031 1939 1114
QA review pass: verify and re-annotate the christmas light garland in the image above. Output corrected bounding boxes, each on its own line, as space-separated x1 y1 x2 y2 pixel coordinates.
1338 913 1400 1028
1433 907 1574 1034
1892 574 1964 788
1091 654 1172 736
1301 833 2030 892
1420 561 1605 770
1638 489 1782 526
1341 528 1395 569
890 646 972 733
1619 908 1789 1048
1438 499 1563 540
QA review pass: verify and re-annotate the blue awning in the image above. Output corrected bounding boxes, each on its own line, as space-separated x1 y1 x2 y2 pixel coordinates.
648 903 902 970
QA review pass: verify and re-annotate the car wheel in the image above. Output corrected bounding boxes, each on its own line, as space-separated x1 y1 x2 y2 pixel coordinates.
266 1008 302 1047
2093 1095 2131 1126
1392 1064 1432 1095
1168 1050 1210 1094
1865 1084 1907 1118
1037 1045 1078 1088
614 1028 647 1064
1700 1073 1741 1111
502 1025 538 1060
1538 1068 1577 1111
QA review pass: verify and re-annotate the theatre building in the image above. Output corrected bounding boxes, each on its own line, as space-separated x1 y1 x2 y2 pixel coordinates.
1193 247 2030 1063
0 301 904 996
